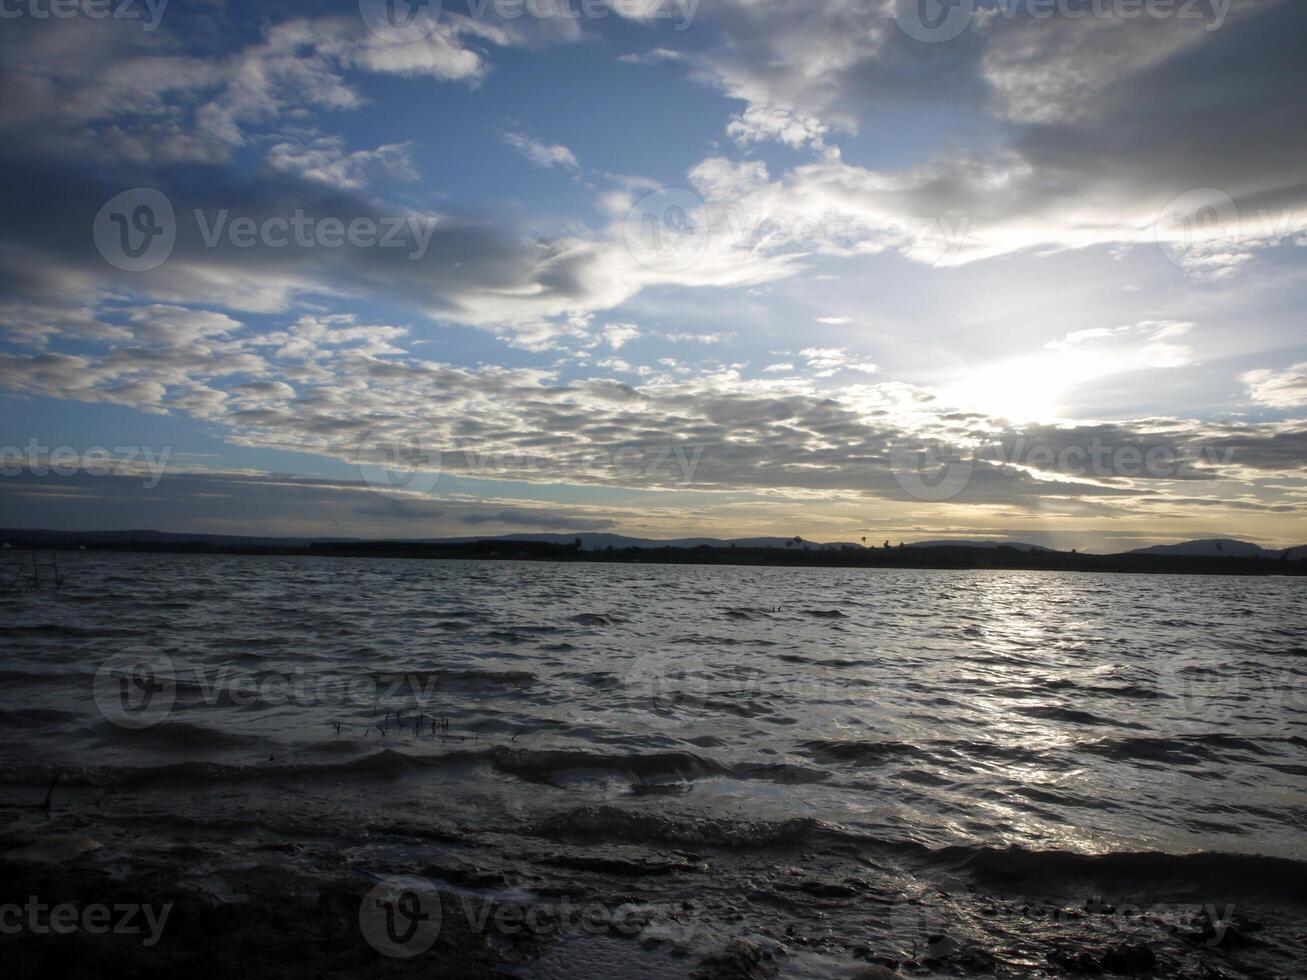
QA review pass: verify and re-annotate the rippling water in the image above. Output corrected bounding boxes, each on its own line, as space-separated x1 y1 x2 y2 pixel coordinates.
2 553 1304 976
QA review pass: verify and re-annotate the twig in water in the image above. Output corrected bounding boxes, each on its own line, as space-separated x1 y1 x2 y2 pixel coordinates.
41 772 59 815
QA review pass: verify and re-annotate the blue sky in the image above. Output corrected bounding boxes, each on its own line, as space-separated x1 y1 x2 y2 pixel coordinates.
1 0 1305 550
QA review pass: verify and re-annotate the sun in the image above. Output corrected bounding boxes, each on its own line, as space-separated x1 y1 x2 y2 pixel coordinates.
944 354 1073 423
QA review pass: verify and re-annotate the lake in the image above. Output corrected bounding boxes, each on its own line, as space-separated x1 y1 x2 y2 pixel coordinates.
2 553 1304 977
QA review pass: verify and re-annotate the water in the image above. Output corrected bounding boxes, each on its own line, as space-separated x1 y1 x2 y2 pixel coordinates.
2 553 1304 976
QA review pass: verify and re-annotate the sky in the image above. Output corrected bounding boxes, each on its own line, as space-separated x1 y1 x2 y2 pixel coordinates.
0 0 1305 551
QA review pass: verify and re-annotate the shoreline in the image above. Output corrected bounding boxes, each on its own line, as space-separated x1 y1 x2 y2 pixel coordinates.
1 816 1297 979
2 535 1305 577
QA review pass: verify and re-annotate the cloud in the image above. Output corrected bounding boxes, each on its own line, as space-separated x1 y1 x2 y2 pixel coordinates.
11 5 1300 359
617 48 685 65
0 468 622 538
799 348 879 378
124 305 244 346
664 332 725 344
1044 320 1193 369
2 296 1304 546
0 16 492 165
460 508 615 530
644 1 1307 276
600 322 640 349
1244 364 1307 409
11 301 1296 500
727 103 827 149
266 137 419 190
503 132 580 170
0 155 637 342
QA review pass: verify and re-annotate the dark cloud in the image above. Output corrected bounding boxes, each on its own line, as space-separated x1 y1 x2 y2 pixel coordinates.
0 469 621 537
0 156 610 328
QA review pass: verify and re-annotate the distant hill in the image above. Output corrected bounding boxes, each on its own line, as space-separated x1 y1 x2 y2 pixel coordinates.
433 532 865 552
0 528 863 553
907 539 1052 552
0 528 327 548
4 528 1305 565
1128 538 1307 559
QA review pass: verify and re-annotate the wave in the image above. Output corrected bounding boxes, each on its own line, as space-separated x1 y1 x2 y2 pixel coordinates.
489 747 726 784
530 804 830 849
0 623 144 638
0 706 81 727
369 668 537 687
484 631 532 644
1080 733 1294 766
0 745 828 791
1084 683 1167 700
1014 705 1134 727
798 739 928 765
777 654 863 667
0 669 90 687
936 843 1307 900
798 738 1047 767
526 805 1307 899
95 719 267 749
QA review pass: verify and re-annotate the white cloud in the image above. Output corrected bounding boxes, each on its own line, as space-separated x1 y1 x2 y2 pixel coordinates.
664 332 726 344
617 48 685 65
3 297 1304 536
727 103 827 149
125 306 243 346
266 137 418 190
0 15 493 163
799 347 878 378
601 322 640 349
1244 364 1307 409
503 132 580 170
